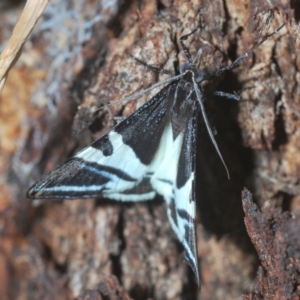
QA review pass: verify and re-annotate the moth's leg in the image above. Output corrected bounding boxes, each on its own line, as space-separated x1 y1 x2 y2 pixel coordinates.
128 52 174 76
213 91 240 101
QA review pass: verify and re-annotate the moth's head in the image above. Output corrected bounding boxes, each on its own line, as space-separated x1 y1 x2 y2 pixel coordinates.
179 63 205 83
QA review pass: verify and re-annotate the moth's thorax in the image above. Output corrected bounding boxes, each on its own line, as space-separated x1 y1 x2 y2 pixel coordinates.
180 63 204 83
170 70 199 139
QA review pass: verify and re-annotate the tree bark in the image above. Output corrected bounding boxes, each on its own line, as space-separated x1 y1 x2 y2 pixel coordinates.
1 0 299 299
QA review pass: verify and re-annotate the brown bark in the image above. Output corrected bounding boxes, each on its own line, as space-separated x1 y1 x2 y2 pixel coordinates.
0 0 299 299
242 189 300 300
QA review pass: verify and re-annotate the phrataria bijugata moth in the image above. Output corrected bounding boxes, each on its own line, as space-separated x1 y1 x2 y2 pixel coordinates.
27 24 284 285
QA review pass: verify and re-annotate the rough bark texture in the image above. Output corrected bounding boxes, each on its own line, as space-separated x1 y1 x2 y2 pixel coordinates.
0 0 299 299
242 189 300 300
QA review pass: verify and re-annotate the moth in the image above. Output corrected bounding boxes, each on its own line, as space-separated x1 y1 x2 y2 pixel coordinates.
27 24 284 284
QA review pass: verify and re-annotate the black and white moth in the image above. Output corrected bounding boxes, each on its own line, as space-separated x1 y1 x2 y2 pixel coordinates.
27 25 284 284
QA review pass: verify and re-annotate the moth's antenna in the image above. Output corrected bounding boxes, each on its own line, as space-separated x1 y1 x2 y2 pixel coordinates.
193 81 230 179
193 48 203 66
90 51 178 118
90 74 182 116
214 23 285 77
